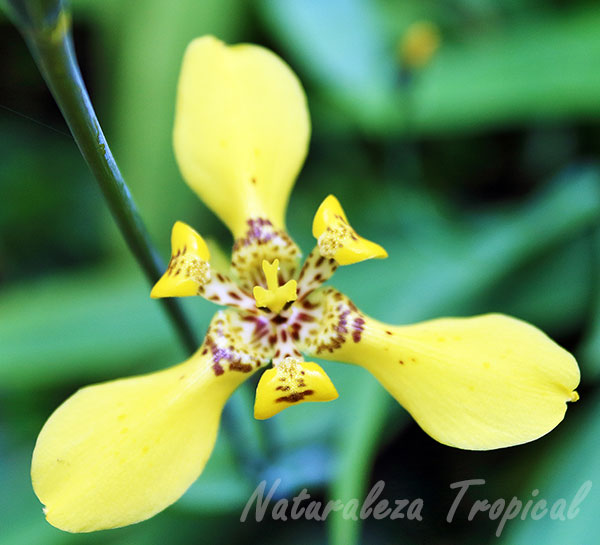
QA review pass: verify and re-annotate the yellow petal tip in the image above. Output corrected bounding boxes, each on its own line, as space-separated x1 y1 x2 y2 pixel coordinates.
151 222 211 298
571 390 580 402
254 359 338 419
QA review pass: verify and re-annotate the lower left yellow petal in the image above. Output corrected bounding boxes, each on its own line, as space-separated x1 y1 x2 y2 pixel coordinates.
31 350 250 532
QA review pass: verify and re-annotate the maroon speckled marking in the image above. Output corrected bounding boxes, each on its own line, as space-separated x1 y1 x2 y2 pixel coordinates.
230 361 253 373
352 317 365 343
233 218 275 250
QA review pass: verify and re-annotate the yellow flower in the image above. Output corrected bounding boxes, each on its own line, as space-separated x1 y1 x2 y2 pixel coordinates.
31 35 580 533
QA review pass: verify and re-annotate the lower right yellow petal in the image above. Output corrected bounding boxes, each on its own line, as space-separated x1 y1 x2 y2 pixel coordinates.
299 290 580 450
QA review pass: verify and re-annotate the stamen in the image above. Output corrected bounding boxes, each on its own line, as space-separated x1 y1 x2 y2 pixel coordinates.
293 288 365 355
202 272 259 312
201 310 275 377
296 248 338 299
318 223 352 258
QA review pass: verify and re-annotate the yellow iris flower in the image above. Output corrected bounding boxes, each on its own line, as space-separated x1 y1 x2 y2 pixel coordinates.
31 36 580 533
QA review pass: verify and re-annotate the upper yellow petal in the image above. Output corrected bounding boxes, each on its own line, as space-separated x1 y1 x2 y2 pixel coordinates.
299 289 580 450
312 195 387 265
173 36 310 238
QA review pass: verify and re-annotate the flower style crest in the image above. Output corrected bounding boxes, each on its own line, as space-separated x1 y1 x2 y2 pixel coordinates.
31 35 580 533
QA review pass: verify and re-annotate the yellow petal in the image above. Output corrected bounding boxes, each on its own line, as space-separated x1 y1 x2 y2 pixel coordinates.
299 290 580 450
254 358 338 419
312 195 387 265
151 221 211 298
173 36 310 238
32 310 265 532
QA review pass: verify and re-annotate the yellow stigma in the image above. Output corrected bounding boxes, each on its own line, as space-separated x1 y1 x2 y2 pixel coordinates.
254 358 339 419
253 259 297 314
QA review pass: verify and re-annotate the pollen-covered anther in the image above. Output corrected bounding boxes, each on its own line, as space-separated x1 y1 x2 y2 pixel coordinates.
317 223 351 258
151 221 212 298
184 256 211 284
253 259 297 314
312 195 388 266
254 357 338 419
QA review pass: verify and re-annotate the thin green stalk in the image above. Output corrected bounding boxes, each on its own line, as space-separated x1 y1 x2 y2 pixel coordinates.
3 0 198 353
4 0 273 475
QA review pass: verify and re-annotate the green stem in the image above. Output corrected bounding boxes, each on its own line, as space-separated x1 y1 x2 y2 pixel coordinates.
4 0 198 354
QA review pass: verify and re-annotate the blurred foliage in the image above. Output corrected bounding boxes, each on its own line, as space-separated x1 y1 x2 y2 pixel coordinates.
1 1 600 544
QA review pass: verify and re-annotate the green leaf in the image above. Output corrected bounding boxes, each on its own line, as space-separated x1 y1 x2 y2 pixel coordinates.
328 379 396 545
259 2 600 134
0 265 213 389
500 391 600 545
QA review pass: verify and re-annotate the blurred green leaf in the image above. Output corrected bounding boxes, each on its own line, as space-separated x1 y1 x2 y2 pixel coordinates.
500 391 600 545
176 430 256 514
577 228 600 380
0 264 214 389
259 2 600 134
328 380 395 545
482 235 593 337
258 0 400 131
413 9 600 135
336 166 600 322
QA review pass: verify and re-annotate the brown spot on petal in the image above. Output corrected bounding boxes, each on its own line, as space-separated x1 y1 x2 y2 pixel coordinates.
276 390 314 403
229 361 253 373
